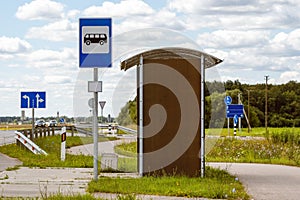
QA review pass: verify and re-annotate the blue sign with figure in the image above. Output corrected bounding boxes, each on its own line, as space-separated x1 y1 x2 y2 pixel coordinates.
21 92 46 108
79 18 112 68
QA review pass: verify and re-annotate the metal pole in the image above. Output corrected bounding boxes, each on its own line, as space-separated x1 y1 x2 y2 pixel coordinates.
32 108 34 140
138 55 143 177
238 93 241 132
101 108 103 123
228 118 230 136
93 68 99 180
200 54 205 177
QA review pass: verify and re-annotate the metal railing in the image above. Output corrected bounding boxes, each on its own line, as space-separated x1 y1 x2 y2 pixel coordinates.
15 131 48 155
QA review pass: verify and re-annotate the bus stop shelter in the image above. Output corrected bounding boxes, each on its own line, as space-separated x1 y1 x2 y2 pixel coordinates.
120 47 222 177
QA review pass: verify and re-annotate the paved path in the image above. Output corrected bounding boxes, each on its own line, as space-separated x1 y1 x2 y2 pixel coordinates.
0 153 22 172
208 162 300 200
67 136 136 156
0 167 93 198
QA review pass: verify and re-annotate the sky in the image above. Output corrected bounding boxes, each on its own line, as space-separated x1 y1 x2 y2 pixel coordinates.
0 0 300 118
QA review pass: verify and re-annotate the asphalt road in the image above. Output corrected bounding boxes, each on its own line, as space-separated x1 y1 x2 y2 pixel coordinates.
208 162 300 200
0 130 16 146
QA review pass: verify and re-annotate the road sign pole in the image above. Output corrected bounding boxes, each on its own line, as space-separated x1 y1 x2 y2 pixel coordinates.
31 108 34 140
93 68 99 180
234 122 237 136
227 118 230 136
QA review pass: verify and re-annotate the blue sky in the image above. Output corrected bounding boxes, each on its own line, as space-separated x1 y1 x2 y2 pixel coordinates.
0 0 300 118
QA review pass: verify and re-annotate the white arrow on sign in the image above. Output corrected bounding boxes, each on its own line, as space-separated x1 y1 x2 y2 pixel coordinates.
22 95 30 108
36 93 44 108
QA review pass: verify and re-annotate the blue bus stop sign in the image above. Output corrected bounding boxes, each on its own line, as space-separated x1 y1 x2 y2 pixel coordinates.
79 18 112 68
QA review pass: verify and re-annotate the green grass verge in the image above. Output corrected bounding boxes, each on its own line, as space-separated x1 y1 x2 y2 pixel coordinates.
206 127 300 137
206 138 300 166
88 166 249 199
0 135 116 169
114 142 137 157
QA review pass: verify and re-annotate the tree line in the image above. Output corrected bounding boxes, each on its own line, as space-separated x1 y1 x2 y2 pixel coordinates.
117 80 300 128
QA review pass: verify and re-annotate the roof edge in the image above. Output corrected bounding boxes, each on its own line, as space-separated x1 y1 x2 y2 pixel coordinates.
120 47 223 71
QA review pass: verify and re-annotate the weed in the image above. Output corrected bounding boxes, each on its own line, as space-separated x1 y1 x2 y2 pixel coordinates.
5 166 20 171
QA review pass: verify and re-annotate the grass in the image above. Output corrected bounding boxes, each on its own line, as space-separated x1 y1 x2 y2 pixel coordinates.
207 127 300 137
0 193 143 200
114 127 300 167
114 142 137 157
88 166 249 199
206 137 300 166
0 135 116 169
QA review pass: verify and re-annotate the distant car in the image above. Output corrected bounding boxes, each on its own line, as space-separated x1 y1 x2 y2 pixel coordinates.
48 120 58 127
35 119 46 127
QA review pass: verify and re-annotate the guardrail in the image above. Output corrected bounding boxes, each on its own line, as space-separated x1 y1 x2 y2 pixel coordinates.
18 126 76 139
117 125 137 134
15 131 48 155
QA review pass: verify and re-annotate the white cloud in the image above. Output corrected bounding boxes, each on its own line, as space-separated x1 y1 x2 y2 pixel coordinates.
24 48 77 69
44 75 72 84
167 0 300 30
25 19 77 42
82 0 154 18
16 0 64 20
0 36 31 54
279 71 300 83
197 30 269 49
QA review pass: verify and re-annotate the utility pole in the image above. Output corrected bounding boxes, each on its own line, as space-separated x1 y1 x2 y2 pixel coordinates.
238 93 242 131
265 75 269 135
247 90 250 133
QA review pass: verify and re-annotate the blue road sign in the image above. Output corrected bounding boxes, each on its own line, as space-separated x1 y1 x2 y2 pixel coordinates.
224 96 232 105
227 104 243 110
79 18 112 68
233 114 238 124
59 118 65 123
226 104 244 118
21 92 46 108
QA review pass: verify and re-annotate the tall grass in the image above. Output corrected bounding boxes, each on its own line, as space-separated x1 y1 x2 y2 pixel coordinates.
270 128 300 145
88 166 249 199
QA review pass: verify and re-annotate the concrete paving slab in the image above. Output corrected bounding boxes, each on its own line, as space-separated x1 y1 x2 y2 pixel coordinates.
0 167 93 198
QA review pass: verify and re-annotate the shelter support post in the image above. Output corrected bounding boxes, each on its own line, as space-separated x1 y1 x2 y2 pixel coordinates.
138 55 144 177
200 54 205 177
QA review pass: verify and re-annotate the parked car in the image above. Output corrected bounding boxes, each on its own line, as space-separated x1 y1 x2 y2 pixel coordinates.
47 120 58 127
35 119 46 127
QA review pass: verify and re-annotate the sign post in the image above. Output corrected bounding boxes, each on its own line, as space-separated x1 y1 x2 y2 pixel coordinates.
61 126 66 161
233 114 238 136
224 96 232 136
224 96 244 136
79 18 112 180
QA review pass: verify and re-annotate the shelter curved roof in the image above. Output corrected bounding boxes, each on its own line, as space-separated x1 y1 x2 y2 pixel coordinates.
120 47 223 71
